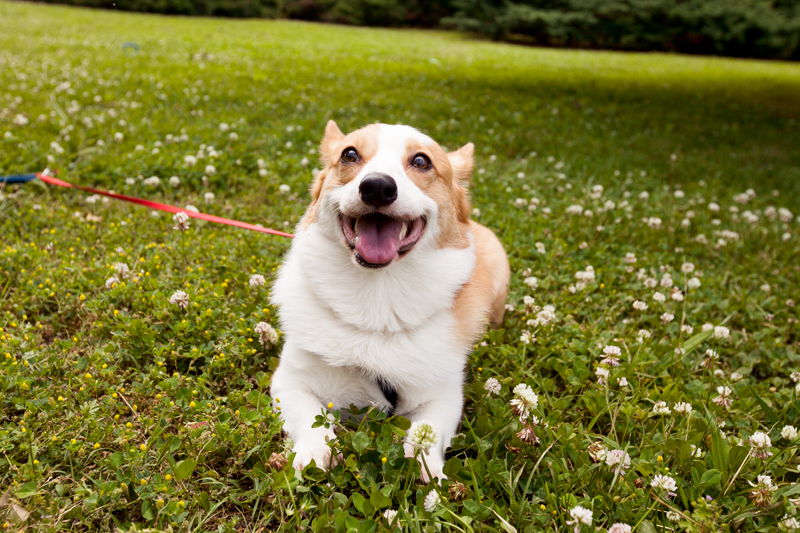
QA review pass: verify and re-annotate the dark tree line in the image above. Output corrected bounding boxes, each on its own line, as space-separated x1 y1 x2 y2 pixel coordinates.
34 0 800 60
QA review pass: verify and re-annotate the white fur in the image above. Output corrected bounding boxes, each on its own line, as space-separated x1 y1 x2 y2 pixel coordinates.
270 124 476 480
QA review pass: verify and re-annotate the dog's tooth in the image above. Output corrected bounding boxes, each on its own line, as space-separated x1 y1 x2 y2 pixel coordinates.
400 221 408 240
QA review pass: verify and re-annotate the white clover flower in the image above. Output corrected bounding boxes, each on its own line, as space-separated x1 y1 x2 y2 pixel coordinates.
484 378 501 395
779 208 794 223
169 176 180 187
520 331 535 344
205 164 216 175
660 274 674 288
661 312 674 324
114 132 124 142
730 372 743 382
114 262 131 278
279 184 291 194
383 509 397 521
143 176 161 187
173 211 190 231
780 515 800 531
681 262 695 274
588 442 607 462
644 277 657 288
510 384 539 421
568 505 593 527
529 305 557 327
595 367 610 385
681 324 694 334
714 326 730 339
633 300 648 311
219 122 229 132
653 401 671 416
605 449 631 474
637 329 652 341
750 431 772 459
249 274 266 288
690 444 704 458
782 426 798 441
423 490 440 512
407 420 439 454
651 474 677 492
792 372 800 383
105 276 119 288
601 345 622 366
254 321 279 347
673 402 692 415
624 252 636 264
608 524 632 533
671 290 684 301
713 385 733 408
204 192 215 204
13 114 29 126
169 290 189 309
524 276 538 289
666 511 680 522
702 323 714 332
184 155 197 166
566 204 584 216
617 377 629 387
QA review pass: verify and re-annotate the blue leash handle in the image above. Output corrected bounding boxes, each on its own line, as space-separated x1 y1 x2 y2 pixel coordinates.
0 174 39 184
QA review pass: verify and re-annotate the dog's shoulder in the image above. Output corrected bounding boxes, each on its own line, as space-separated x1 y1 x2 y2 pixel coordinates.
451 221 510 339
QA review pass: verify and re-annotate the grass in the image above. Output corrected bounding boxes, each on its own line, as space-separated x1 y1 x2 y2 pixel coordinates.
2 1 800 531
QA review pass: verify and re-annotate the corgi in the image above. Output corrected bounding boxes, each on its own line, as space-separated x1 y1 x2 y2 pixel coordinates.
270 121 510 480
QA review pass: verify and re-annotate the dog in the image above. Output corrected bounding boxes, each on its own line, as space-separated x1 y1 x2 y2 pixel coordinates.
270 121 510 480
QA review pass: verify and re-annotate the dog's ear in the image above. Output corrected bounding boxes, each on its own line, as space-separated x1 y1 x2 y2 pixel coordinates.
448 143 474 223
319 120 345 166
448 142 474 184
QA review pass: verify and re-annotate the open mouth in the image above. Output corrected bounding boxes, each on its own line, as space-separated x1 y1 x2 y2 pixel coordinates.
340 212 426 268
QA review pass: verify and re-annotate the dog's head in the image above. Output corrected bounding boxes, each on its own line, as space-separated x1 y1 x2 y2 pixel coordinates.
304 121 474 268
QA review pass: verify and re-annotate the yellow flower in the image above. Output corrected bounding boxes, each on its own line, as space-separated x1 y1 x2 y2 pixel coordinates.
126 422 132 428
165 474 172 481
94 443 100 449
140 444 147 451
140 478 147 486
79 294 85 301
381 457 387 464
189 401 196 408
327 402 334 409
85 373 92 379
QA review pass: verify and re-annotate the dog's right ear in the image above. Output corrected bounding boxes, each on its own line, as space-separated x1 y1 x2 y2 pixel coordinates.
319 120 345 166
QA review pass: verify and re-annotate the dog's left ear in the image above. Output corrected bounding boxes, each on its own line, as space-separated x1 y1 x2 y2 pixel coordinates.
448 142 474 223
448 142 474 184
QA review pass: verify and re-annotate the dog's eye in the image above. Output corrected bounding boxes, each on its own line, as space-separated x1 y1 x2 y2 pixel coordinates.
341 148 359 164
411 154 431 170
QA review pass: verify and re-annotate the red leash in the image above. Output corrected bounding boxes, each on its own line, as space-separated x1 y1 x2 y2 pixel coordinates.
34 173 294 239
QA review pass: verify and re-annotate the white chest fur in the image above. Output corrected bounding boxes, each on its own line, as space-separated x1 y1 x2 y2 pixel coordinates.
271 223 476 389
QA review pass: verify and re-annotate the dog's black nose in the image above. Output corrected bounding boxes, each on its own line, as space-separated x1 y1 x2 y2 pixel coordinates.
359 173 397 207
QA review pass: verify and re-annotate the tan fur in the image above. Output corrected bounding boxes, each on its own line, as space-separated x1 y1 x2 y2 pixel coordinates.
452 221 511 341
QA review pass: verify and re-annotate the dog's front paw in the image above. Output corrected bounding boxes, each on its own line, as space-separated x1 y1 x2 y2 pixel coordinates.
404 443 446 482
292 443 338 471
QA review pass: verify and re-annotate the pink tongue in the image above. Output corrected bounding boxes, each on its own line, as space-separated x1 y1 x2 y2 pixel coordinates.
355 214 402 265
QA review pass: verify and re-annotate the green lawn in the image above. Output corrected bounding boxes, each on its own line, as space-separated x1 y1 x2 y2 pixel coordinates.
2 2 800 531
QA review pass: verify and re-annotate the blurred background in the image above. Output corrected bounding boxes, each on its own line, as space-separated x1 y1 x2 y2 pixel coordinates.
29 0 800 61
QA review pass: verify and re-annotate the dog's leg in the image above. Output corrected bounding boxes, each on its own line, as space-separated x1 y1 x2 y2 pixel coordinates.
270 343 338 471
401 376 464 482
